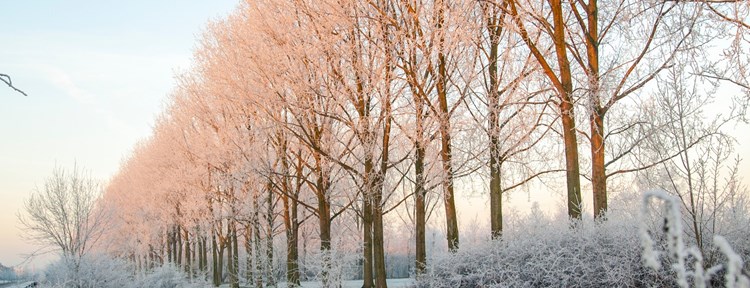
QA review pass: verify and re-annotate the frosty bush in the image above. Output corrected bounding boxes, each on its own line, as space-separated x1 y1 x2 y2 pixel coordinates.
301 244 359 288
640 190 750 288
130 263 209 288
41 254 131 288
40 254 208 288
417 191 750 288
417 206 643 287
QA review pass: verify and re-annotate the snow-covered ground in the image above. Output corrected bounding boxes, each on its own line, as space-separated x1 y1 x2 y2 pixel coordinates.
221 278 415 288
3 281 37 288
298 278 414 287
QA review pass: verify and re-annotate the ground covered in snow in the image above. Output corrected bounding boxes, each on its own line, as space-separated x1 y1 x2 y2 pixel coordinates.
221 278 415 287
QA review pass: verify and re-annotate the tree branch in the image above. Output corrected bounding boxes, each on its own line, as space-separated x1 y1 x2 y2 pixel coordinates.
0 73 27 96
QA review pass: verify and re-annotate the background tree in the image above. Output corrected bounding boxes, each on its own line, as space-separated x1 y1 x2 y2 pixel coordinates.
18 165 107 283
638 63 746 262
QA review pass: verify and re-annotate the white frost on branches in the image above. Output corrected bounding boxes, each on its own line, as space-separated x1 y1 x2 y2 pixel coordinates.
640 189 750 288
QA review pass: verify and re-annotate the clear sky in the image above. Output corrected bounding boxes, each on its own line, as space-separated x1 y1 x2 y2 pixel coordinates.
0 0 238 268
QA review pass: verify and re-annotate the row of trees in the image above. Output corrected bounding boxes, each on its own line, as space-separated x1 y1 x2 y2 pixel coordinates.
102 0 749 287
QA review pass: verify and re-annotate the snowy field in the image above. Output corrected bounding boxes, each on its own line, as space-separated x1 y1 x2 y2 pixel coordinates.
3 282 36 288
221 278 415 288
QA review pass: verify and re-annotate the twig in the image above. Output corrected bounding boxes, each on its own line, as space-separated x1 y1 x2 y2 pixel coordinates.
0 73 28 96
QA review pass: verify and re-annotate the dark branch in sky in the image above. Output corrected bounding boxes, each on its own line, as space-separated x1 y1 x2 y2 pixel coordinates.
0 73 28 96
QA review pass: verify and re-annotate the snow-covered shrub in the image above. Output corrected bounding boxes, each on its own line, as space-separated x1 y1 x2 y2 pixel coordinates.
40 254 208 288
417 190 750 288
129 263 209 288
417 205 643 287
41 254 131 288
640 190 750 288
302 245 358 288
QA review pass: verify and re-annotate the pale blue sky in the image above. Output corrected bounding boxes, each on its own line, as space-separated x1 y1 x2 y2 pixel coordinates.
0 1 238 269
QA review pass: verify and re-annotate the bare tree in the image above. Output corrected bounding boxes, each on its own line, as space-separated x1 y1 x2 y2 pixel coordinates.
18 165 107 275
507 0 584 220
639 63 745 262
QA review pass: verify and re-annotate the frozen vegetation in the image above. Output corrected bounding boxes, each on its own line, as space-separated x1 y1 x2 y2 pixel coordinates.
416 191 750 288
24 189 749 288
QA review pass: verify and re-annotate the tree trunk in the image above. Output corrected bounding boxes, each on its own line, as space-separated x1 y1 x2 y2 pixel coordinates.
591 111 606 218
184 228 191 276
166 229 172 263
244 223 254 286
508 0 582 220
414 139 427 274
167 228 173 263
282 145 301 287
200 234 208 274
435 0 459 251
266 185 275 286
227 223 234 287
313 151 333 286
284 207 300 287
212 229 220 287
487 5 504 238
219 244 225 285
362 166 374 288
374 21 394 287
406 49 428 274
489 159 503 238
317 191 332 286
231 223 240 288
192 235 196 272
584 0 606 219
254 194 264 288
561 96 582 220
551 0 582 220
372 181 387 287
176 225 183 267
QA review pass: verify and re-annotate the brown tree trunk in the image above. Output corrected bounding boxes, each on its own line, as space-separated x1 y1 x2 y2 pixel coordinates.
489 159 503 238
583 0 606 219
372 180 387 287
406 50 428 275
591 111 606 218
362 178 374 288
282 149 301 287
414 139 427 274
508 0 582 220
373 63 393 287
551 0 582 220
317 183 332 286
561 97 582 220
312 150 333 286
486 3 505 238
435 0 459 251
